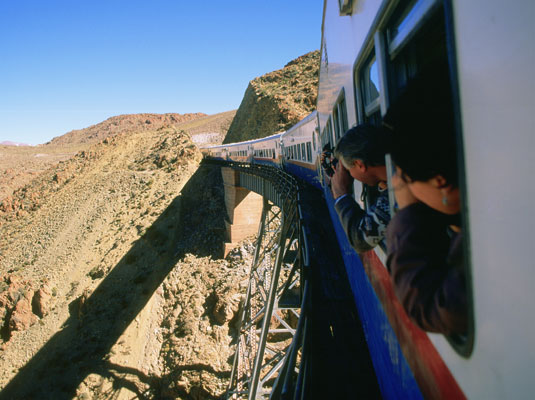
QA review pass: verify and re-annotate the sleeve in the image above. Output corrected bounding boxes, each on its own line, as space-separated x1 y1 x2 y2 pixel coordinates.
386 203 467 335
334 192 390 253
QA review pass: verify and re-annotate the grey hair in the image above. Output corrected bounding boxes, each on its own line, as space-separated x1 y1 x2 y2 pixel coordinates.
333 124 391 168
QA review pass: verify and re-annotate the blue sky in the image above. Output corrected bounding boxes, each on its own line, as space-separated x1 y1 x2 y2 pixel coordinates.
0 1 322 145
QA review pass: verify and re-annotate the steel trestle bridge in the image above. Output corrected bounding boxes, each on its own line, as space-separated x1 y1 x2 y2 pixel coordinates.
203 159 381 400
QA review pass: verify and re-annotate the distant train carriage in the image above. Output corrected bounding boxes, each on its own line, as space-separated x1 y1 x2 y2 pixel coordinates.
224 141 251 163
200 144 223 160
280 111 321 188
250 133 283 167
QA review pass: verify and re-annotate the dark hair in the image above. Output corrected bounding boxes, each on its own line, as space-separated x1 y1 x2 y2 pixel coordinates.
383 70 459 187
333 124 391 168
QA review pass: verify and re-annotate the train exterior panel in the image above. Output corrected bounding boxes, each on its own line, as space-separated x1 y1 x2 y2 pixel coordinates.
281 112 321 188
200 0 534 397
317 0 535 399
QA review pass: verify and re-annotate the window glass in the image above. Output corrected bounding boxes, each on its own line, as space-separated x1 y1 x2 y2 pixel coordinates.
326 118 334 145
388 0 439 57
340 97 348 134
333 106 341 141
364 58 380 104
356 52 382 125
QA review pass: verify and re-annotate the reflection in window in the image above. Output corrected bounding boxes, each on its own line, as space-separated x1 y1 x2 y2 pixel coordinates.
333 92 349 142
357 53 382 125
364 59 380 104
388 0 439 57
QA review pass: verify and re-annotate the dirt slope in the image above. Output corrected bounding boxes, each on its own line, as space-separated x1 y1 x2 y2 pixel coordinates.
0 143 85 202
0 114 252 399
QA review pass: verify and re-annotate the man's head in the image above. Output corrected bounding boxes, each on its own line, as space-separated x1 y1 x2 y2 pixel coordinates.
333 124 390 185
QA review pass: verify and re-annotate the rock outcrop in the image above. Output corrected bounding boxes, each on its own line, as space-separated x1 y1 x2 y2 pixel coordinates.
223 50 319 143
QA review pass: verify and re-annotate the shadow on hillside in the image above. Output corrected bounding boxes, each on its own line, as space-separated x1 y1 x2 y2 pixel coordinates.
0 164 228 400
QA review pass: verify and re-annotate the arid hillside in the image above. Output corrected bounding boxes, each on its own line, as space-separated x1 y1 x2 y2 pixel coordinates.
0 49 314 399
223 50 319 143
0 112 235 209
0 112 252 399
0 143 84 202
47 113 207 146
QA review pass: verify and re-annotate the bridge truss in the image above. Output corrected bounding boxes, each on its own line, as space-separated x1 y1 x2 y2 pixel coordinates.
218 162 309 399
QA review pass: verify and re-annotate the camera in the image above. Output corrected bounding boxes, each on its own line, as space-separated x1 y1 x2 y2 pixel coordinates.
321 149 338 177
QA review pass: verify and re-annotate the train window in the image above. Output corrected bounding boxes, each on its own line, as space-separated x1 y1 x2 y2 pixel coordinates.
386 0 446 100
387 0 440 59
333 108 340 141
355 52 382 125
340 96 348 135
332 90 349 141
326 117 334 146
380 0 473 356
301 143 306 161
306 142 312 162
338 0 353 16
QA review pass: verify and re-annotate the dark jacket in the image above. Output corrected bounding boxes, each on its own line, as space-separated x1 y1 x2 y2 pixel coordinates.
386 202 467 335
334 188 390 253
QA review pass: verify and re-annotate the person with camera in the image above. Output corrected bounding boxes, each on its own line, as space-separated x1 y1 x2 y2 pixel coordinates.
327 124 392 253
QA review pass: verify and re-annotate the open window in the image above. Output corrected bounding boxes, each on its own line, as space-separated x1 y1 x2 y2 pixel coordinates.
351 0 473 356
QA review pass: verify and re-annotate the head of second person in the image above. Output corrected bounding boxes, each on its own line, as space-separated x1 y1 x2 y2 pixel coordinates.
334 124 390 186
384 71 461 215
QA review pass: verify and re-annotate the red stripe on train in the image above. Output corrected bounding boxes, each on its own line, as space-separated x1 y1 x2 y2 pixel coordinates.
360 251 466 400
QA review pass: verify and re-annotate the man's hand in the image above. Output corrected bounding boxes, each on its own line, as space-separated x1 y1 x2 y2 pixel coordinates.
331 162 354 199
392 171 418 209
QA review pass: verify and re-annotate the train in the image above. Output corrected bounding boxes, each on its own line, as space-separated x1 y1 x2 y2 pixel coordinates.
203 111 322 188
203 0 534 398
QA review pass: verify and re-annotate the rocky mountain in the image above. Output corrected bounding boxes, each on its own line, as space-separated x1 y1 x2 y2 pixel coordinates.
47 113 207 146
223 50 320 143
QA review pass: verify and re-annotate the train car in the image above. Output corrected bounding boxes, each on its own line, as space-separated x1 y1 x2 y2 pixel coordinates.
223 141 252 163
250 133 283 167
280 111 322 188
200 144 226 160
317 0 534 399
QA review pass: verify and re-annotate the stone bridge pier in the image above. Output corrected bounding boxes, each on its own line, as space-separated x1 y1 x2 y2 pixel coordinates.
221 167 263 256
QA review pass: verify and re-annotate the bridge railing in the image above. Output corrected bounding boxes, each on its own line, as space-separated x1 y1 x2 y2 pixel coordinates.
203 159 298 210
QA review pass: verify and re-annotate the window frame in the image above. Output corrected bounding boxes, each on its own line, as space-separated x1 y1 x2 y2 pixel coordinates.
350 0 474 357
